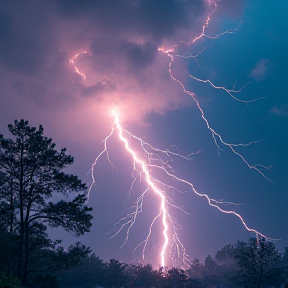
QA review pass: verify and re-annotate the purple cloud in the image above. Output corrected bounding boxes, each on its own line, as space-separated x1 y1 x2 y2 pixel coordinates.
270 103 288 118
0 0 248 132
249 59 271 81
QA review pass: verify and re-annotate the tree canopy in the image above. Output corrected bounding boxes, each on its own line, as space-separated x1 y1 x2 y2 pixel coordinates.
234 237 283 287
0 120 92 285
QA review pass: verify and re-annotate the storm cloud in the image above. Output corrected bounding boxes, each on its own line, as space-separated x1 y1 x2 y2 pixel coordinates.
0 0 246 125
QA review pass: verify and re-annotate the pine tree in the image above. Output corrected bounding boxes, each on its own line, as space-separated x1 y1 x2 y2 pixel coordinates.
0 120 92 285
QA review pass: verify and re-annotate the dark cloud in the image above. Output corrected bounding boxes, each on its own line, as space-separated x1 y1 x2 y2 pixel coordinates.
55 0 205 44
134 0 204 41
0 1 55 73
0 12 16 65
0 11 41 72
82 81 116 98
0 0 248 123
126 42 158 71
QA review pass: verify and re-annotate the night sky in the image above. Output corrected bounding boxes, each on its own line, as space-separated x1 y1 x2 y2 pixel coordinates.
0 0 287 267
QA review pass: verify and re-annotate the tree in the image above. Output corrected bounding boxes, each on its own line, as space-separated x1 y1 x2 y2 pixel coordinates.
57 253 106 288
0 225 19 278
203 255 218 286
128 263 159 288
215 244 238 286
282 247 288 285
234 237 283 288
187 259 204 280
166 267 188 288
104 259 128 288
0 119 93 285
0 272 21 288
215 244 235 264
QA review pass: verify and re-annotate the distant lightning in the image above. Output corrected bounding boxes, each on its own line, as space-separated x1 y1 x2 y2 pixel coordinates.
70 5 274 267
70 51 87 79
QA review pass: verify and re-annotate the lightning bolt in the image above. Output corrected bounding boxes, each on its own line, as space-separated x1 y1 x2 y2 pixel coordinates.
69 51 87 80
88 110 270 268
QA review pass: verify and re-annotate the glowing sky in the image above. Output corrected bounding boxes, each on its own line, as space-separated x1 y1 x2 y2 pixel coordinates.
0 0 287 265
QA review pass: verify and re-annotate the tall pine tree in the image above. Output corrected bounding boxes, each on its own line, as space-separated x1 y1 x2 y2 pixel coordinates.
0 120 92 285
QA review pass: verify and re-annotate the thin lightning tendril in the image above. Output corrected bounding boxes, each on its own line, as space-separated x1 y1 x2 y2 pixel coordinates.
69 51 87 79
166 54 273 183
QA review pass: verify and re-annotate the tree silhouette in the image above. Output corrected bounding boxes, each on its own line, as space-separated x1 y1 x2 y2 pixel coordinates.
234 237 283 288
0 120 93 285
57 253 106 288
104 259 128 288
215 244 238 286
166 267 188 288
187 258 204 280
127 263 159 288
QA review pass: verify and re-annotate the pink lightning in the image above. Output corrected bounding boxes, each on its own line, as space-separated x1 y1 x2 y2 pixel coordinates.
114 111 169 267
70 51 87 79
87 110 270 268
70 4 274 267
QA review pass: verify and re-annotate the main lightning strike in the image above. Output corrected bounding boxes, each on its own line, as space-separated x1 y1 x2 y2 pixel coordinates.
88 110 269 268
114 112 169 267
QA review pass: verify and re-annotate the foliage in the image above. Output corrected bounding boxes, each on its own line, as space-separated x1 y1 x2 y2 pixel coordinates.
283 247 288 279
126 263 160 288
28 273 58 288
187 258 204 281
58 253 106 288
54 239 288 288
0 120 93 285
215 243 235 264
104 259 128 288
215 244 238 286
59 257 129 288
234 237 283 287
166 267 188 288
0 272 20 288
0 229 19 277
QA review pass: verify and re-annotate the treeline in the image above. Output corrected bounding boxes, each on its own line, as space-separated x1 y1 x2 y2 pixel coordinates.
1 236 288 288
55 238 288 288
